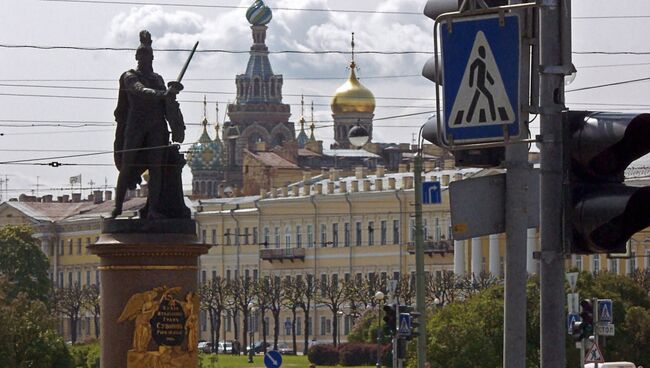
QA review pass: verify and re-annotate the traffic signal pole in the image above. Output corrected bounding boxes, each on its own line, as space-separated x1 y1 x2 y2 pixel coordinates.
414 153 427 368
539 0 567 367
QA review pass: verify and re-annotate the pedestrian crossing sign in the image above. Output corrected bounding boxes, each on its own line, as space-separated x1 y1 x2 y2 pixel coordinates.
598 299 613 323
441 13 521 145
398 313 412 337
585 342 605 364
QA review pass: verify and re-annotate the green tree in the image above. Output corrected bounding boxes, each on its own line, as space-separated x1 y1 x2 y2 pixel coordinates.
0 225 51 302
0 278 73 368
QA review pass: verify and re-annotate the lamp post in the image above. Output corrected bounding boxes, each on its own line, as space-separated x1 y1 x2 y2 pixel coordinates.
248 302 257 364
337 310 344 346
374 291 385 368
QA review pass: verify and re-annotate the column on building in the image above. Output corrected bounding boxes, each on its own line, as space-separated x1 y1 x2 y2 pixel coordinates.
471 237 482 276
488 234 500 277
526 227 538 274
454 239 466 276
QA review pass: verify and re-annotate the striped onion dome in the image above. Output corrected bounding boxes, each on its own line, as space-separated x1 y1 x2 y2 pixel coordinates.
246 0 272 26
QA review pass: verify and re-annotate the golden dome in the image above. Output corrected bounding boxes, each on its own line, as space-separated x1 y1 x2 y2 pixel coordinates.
331 62 376 114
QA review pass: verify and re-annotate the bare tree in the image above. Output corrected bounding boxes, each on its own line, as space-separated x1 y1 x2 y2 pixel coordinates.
631 268 650 293
199 277 229 354
53 283 85 343
296 274 316 354
424 270 463 307
259 275 283 350
82 284 100 339
394 274 415 306
252 277 272 354
315 274 351 346
228 275 255 354
282 276 302 355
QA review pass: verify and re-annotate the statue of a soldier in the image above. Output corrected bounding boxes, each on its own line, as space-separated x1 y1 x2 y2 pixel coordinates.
112 30 190 219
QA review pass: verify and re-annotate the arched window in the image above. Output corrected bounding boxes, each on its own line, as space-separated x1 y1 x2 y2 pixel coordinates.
207 182 213 197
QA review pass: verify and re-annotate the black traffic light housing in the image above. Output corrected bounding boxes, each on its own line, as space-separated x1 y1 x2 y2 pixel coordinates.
407 311 421 340
383 305 396 335
565 111 650 254
578 299 594 340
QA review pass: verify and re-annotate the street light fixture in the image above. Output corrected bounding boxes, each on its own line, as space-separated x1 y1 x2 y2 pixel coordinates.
374 291 385 368
248 302 257 364
337 310 344 346
348 121 369 148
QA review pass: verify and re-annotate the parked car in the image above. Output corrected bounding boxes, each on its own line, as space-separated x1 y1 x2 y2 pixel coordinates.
252 341 270 353
218 341 233 353
197 341 212 353
276 343 294 355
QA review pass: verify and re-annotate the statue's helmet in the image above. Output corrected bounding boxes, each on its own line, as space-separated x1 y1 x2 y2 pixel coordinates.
135 30 153 61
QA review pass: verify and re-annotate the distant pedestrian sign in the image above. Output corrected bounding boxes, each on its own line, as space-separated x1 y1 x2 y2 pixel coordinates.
441 13 521 144
422 181 442 204
264 350 283 368
597 299 613 323
567 313 580 335
584 342 605 364
397 313 412 337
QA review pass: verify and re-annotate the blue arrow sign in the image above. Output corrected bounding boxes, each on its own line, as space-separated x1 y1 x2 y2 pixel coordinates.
422 181 442 204
264 350 283 368
441 13 521 144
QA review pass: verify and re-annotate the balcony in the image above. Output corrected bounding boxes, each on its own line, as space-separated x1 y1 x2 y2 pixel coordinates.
407 239 453 256
260 247 306 262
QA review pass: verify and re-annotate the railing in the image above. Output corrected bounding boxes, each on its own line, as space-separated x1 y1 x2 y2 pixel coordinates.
259 247 306 262
406 239 453 255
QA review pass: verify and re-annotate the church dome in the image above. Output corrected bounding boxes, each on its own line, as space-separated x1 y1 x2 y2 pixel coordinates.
246 0 272 26
331 62 376 114
187 118 223 173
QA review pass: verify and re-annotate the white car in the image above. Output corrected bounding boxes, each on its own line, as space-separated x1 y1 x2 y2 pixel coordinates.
218 341 233 353
585 362 636 368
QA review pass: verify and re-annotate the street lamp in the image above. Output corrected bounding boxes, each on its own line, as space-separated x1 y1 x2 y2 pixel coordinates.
337 310 344 346
248 302 257 364
348 121 369 148
374 291 385 368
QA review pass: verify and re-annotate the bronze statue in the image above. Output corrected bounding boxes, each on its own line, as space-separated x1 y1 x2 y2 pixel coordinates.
112 30 193 219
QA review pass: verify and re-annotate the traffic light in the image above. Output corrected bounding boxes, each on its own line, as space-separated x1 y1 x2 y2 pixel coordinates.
570 320 584 342
578 299 594 340
565 111 650 254
383 305 396 335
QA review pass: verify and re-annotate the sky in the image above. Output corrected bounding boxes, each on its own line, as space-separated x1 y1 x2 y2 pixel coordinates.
1 0 650 200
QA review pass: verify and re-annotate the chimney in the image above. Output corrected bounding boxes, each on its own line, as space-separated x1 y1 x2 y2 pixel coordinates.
355 166 364 179
329 168 340 181
423 160 435 172
320 168 327 177
233 186 241 197
442 175 450 186
41 195 53 203
340 181 347 193
376 165 385 178
351 181 359 192
71 193 81 203
292 186 299 196
375 178 383 191
303 171 311 183
281 186 288 197
388 177 396 190
305 140 323 154
315 183 323 195
93 190 103 204
104 190 112 201
218 184 225 198
270 187 277 198
327 182 334 194
259 188 267 199
453 173 463 182
62 195 69 202
398 163 408 173
135 189 141 198
302 184 311 196
363 180 371 192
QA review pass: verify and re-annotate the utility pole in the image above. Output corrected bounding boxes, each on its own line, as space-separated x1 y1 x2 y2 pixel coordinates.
539 0 567 367
414 152 426 368
504 1 530 368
